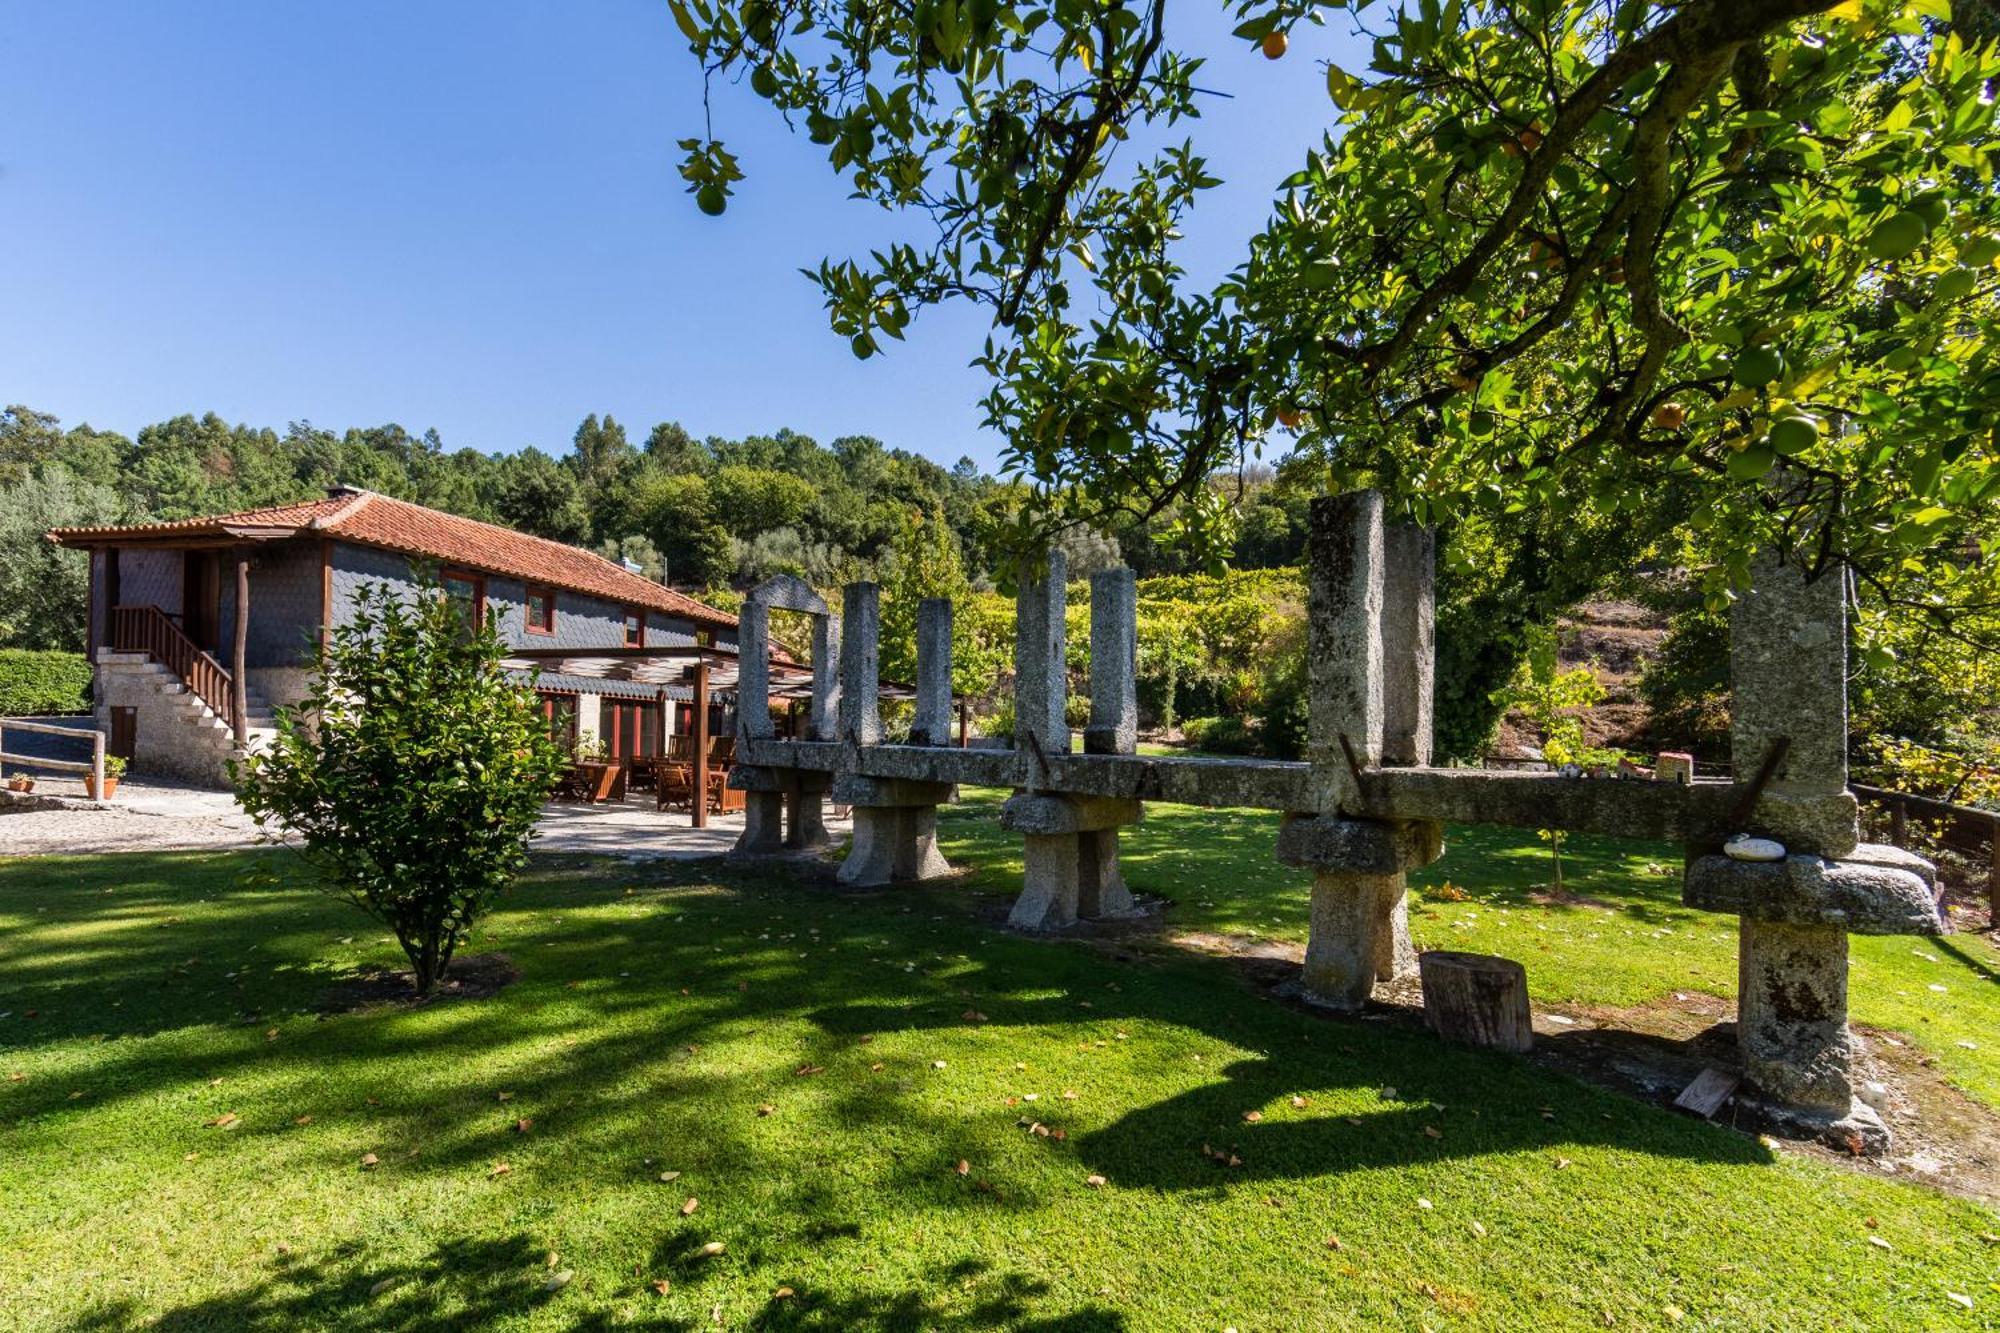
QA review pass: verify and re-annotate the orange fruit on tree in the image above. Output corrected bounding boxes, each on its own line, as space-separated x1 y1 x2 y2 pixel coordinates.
1261 30 1288 59
1650 401 1687 430
1276 405 1304 429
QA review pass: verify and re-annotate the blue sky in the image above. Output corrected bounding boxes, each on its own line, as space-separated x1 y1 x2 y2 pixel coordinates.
0 1 1369 473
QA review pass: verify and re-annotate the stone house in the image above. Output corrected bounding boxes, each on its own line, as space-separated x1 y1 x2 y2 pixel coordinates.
46 486 740 784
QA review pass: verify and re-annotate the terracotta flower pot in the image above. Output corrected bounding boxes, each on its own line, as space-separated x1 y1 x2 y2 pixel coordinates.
5 776 34 793
85 775 120 800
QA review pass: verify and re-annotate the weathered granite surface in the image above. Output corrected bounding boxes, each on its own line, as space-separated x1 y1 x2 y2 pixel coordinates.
999 793 1142 835
1014 550 1070 763
1086 568 1138 756
1683 852 1941 933
1379 522 1435 768
1308 492 1385 811
810 612 841 742
910 597 954 746
832 773 954 809
838 582 882 745
1274 814 1443 875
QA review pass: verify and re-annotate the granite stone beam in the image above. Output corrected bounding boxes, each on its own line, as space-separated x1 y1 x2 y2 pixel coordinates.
734 791 786 855
1308 491 1385 812
1014 549 1071 771
910 597 954 746
1379 523 1435 768
810 612 841 742
1085 567 1138 756
838 582 881 746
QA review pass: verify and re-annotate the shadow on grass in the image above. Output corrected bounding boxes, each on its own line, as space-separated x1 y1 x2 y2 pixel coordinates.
56 1233 1120 1332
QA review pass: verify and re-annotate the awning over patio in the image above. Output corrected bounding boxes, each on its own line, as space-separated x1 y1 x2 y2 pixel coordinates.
497 644 922 702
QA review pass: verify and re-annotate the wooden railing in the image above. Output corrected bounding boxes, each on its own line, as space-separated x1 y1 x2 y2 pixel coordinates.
0 718 104 794
110 604 238 735
1852 781 1999 927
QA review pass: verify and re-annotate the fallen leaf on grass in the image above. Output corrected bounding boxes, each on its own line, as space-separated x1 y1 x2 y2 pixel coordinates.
955 1160 970 1176
1062 1090 1078 1101
652 1279 671 1295
544 1269 573 1292
1085 1174 1107 1188
209 1113 240 1129
962 1011 988 1023
1325 1236 1343 1251
369 1277 400 1298
489 1161 512 1178
681 1197 699 1217
1291 1096 1309 1109
932 1060 948 1070
293 1115 313 1125
773 1286 795 1300
497 1091 512 1102
658 1170 682 1183
264 1028 280 1041
359 1152 379 1169
1867 1236 1892 1251
1554 1157 1573 1170
697 1241 726 1258
1947 1293 1974 1310
869 1062 885 1073
1243 1110 1263 1123
1417 1198 1433 1210
1423 1126 1443 1140
1469 1221 1486 1238
1663 1304 1685 1323
208 1077 224 1087
755 1103 776 1117
794 1064 823 1077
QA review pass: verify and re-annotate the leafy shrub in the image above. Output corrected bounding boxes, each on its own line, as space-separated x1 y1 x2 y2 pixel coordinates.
233 582 565 996
0 649 92 716
1178 715 1261 755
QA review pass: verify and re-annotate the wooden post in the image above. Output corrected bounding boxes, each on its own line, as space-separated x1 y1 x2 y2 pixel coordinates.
1418 951 1533 1053
232 552 250 746
1988 818 1998 931
1890 797 1907 848
692 659 710 830
91 728 104 798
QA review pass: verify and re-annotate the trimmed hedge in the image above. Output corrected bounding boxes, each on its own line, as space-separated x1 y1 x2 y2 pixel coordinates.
0 650 92 716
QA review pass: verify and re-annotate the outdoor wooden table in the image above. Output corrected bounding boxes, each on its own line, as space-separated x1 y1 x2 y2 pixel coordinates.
575 760 626 804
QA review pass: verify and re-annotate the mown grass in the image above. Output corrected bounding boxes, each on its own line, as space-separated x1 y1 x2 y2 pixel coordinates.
938 792 2000 1107
0 825 1995 1330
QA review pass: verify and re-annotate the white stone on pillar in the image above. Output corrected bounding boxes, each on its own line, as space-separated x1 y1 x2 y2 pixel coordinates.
838 583 880 745
1085 567 1137 756
910 597 954 746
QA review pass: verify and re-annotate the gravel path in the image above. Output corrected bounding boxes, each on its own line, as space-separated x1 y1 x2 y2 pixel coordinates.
0 779 835 861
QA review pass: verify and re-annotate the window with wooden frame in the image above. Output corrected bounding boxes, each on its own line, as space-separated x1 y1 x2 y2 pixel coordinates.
524 583 557 636
441 569 486 631
624 608 645 647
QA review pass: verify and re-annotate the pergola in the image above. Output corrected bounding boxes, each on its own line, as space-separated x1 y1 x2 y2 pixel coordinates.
499 643 966 827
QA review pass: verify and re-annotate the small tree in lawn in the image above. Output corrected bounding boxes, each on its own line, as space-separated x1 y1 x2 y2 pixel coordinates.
233 580 566 996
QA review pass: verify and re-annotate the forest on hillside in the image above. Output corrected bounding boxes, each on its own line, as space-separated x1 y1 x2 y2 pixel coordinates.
3 403 1995 793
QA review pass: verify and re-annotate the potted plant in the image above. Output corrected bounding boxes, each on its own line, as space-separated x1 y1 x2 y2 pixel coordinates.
86 755 126 800
4 773 34 793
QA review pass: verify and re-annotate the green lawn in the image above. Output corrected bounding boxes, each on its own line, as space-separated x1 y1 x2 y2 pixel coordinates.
1 814 1996 1329
938 793 2000 1107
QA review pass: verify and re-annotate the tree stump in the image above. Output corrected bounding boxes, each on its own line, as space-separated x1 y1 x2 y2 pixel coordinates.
1418 951 1532 1054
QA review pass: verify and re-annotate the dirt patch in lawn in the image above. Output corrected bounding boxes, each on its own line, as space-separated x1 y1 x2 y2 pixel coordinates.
317 952 520 1012
1146 920 2000 1203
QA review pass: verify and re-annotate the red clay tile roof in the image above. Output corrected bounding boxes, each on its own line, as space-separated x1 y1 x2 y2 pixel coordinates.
48 488 736 630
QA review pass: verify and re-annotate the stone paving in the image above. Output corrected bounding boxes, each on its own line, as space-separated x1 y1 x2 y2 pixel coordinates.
0 778 814 861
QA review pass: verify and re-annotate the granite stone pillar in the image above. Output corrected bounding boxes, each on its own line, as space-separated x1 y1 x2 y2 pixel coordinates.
1001 793 1142 930
737 594 774 740
1307 492 1385 812
838 582 882 746
1379 523 1435 768
1277 814 1442 1008
810 612 841 742
1738 919 1854 1114
784 771 833 850
835 775 954 886
1085 568 1138 756
1014 549 1070 767
909 597 954 746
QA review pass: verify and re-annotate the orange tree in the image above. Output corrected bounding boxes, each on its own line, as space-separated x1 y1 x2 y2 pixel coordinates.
669 0 1998 650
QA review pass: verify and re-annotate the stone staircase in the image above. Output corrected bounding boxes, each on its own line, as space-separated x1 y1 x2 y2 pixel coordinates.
94 650 281 787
